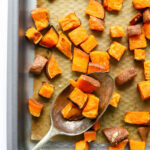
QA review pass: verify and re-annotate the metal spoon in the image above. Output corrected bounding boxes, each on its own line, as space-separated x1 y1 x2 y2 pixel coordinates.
32 72 114 150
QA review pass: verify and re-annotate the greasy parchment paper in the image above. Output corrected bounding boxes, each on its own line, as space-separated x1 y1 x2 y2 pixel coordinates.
31 0 150 144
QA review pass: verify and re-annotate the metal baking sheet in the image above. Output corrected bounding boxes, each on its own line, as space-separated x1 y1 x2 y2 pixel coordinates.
7 0 150 149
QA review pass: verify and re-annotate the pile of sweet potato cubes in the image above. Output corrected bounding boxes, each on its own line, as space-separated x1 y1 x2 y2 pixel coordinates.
25 0 150 150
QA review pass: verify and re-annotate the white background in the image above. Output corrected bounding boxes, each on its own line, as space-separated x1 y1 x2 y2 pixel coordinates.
0 0 8 150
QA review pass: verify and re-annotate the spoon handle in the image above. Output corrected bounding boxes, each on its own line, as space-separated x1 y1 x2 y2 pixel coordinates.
32 125 59 150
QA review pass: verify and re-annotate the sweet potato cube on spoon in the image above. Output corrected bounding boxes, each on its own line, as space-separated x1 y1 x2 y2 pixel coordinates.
109 92 121 108
88 63 106 73
75 140 89 150
138 127 150 141
92 120 100 131
129 140 145 150
134 49 145 61
84 131 96 142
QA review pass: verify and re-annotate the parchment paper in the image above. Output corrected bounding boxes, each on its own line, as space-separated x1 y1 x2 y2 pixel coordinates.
31 0 150 144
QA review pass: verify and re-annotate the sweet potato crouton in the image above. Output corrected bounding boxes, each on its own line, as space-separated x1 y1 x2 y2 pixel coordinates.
102 126 129 145
110 92 121 108
68 26 89 46
138 127 150 141
29 55 48 75
84 131 96 142
28 98 43 117
46 55 62 79
108 42 126 61
85 0 105 19
138 81 150 101
144 60 150 80
129 140 145 150
25 27 42 44
72 48 89 73
39 82 54 99
68 88 88 109
31 8 49 31
110 26 125 38
134 49 145 61
124 112 150 125
40 26 59 48
143 8 150 23
92 120 100 131
75 140 89 150
61 102 82 120
82 94 99 119
142 23 150 39
88 63 106 73
132 0 150 9
90 51 110 72
129 34 147 51
129 13 143 25
56 32 72 60
89 16 105 31
127 25 142 37
59 12 81 31
80 35 98 53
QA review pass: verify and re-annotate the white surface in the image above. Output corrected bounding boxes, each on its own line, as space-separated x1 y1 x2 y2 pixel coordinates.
0 0 8 150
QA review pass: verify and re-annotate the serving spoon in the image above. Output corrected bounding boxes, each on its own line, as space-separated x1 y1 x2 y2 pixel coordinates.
32 72 114 150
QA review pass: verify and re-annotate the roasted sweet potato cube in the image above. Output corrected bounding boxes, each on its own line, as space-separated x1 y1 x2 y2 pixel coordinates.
75 140 89 150
109 139 128 150
102 126 129 145
40 26 59 48
89 16 105 31
138 81 150 101
39 82 54 99
143 8 150 23
46 55 62 79
129 34 147 51
85 0 105 19
68 88 88 109
138 127 150 141
68 26 89 46
134 49 145 61
72 48 89 73
31 8 49 31
124 112 150 125
110 92 121 108
28 98 43 117
80 35 98 53
61 102 82 120
92 120 100 131
144 60 150 80
56 32 72 60
88 63 106 73
84 131 96 142
127 25 142 37
108 42 126 61
142 23 150 39
29 55 48 75
129 140 145 150
82 94 99 119
59 12 81 32
25 27 42 44
129 13 143 25
110 26 125 38
132 0 150 9
90 51 110 72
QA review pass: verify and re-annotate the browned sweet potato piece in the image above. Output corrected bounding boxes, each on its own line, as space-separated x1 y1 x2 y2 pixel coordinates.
132 0 150 9
56 32 72 60
89 16 105 31
80 35 98 53
46 55 62 79
109 92 121 108
84 131 96 142
144 60 150 80
68 88 88 109
115 68 137 86
92 120 100 131
40 26 59 48
134 49 145 61
127 25 142 37
28 98 43 117
82 94 99 119
142 23 150 39
39 82 54 99
75 140 89 150
129 13 142 25
143 8 150 23
59 12 81 31
68 26 89 46
124 112 150 125
61 102 82 120
29 55 48 75
110 25 125 38
31 8 49 31
72 47 89 73
88 63 106 73
129 140 145 150
85 0 105 19
102 126 129 145
138 127 150 141
25 27 42 44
